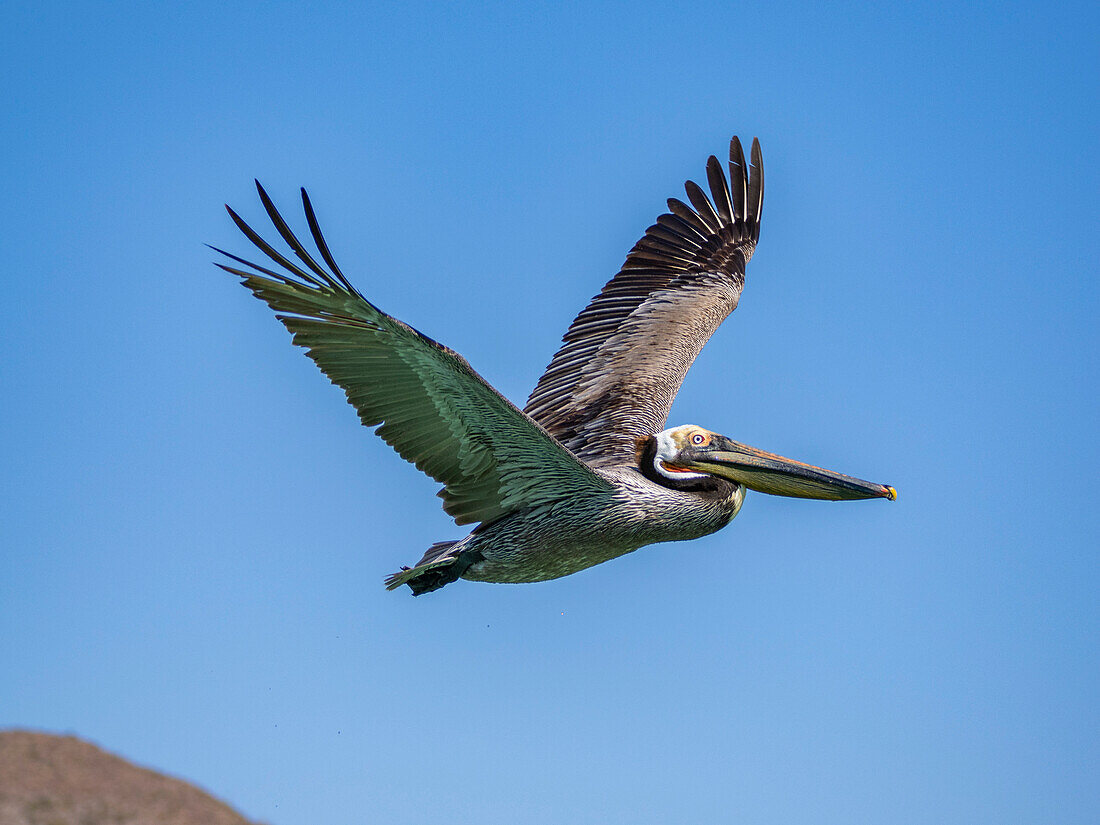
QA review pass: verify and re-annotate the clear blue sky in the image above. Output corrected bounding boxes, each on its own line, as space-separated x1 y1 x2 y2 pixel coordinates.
2 2 1097 823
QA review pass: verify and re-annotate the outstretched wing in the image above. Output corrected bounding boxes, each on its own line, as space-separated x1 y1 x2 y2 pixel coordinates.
215 183 613 527
524 137 764 465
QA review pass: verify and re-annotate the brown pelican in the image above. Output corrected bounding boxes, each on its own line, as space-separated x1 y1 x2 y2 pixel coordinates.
215 136 895 595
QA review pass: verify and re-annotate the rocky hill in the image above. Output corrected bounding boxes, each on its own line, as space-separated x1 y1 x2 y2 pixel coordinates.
0 730 265 825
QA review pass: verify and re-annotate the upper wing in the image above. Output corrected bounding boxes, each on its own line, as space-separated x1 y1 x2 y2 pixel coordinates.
215 183 613 527
523 136 764 465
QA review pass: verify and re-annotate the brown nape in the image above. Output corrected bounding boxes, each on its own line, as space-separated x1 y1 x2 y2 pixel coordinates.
635 434 738 498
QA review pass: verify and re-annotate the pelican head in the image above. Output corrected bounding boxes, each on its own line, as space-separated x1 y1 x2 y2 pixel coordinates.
650 425 896 501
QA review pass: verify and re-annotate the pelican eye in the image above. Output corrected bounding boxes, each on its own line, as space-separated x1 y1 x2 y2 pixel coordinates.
690 432 708 446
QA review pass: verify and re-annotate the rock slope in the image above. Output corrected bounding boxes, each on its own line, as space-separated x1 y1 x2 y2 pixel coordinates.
0 730 264 825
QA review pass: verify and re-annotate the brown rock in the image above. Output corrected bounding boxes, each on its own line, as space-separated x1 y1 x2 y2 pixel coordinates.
0 730 266 825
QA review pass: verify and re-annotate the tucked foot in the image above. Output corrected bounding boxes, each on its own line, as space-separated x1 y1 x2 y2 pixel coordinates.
384 541 481 595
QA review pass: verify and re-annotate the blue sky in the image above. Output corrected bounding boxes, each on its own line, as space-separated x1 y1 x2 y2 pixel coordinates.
2 1 1097 822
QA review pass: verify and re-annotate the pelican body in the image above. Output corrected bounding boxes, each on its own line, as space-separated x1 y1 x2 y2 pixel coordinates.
216 137 895 595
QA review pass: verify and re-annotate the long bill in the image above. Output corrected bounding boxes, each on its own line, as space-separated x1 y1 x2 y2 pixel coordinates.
678 435 897 501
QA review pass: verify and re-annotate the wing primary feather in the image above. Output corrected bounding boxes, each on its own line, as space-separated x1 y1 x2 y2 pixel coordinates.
224 205 328 289
300 188 361 296
207 245 301 287
728 137 749 223
665 198 712 237
683 180 721 233
254 180 340 290
629 246 697 268
214 263 303 291
656 212 709 244
748 137 764 241
706 155 735 226
645 222 704 250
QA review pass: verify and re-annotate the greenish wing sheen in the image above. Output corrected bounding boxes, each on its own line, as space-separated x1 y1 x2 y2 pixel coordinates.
215 182 613 527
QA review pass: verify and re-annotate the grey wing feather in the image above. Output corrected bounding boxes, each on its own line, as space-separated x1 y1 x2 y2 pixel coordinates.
524 136 764 465
216 183 613 526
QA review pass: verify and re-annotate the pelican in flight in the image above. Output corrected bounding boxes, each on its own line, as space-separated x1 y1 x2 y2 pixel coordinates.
215 136 895 595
